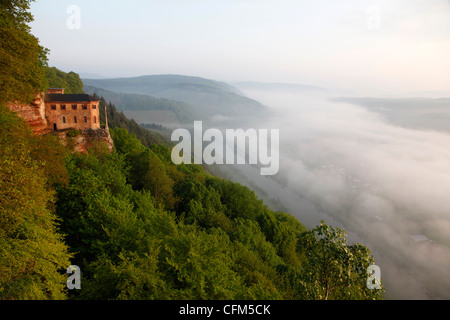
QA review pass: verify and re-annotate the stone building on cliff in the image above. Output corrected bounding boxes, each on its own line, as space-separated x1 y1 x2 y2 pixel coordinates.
44 88 100 131
7 88 113 153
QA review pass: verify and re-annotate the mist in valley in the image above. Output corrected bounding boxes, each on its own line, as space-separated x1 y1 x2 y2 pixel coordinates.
210 87 450 300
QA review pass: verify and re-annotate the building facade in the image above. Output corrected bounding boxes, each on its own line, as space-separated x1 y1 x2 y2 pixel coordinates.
44 88 100 131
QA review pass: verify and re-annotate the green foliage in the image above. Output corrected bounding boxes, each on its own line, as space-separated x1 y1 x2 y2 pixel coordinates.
175 179 232 232
0 105 71 300
297 221 384 300
109 127 176 209
51 127 382 300
110 127 146 157
0 0 48 105
29 133 70 189
66 129 81 138
45 66 84 94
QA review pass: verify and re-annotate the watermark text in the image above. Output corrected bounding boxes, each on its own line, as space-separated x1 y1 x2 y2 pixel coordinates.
171 121 279 175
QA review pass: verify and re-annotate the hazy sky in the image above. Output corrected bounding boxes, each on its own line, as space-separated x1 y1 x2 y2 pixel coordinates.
30 0 450 95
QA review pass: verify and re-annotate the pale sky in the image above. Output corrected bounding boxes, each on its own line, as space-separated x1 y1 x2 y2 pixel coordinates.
30 0 450 95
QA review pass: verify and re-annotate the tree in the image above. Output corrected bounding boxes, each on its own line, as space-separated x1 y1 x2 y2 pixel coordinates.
29 133 70 189
158 225 245 299
55 147 133 262
0 0 48 105
297 221 384 300
110 127 145 167
45 67 84 94
127 148 177 209
206 178 266 221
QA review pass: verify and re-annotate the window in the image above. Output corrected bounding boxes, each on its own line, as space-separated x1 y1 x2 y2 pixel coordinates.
72 104 77 110
74 116 77 124
94 116 97 124
62 116 66 124
92 104 97 109
51 105 56 110
61 104 66 110
82 105 87 110
84 116 87 123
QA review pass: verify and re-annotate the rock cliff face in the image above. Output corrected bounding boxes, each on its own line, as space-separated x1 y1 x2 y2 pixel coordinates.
7 93 52 135
54 129 114 153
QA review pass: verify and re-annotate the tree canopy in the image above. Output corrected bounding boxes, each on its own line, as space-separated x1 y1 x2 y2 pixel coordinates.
0 105 71 299
45 66 84 94
50 126 384 300
0 0 48 105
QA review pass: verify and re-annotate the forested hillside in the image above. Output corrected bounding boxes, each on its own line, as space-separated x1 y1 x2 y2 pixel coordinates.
83 74 267 120
0 103 384 300
84 85 199 126
96 94 171 147
0 0 383 300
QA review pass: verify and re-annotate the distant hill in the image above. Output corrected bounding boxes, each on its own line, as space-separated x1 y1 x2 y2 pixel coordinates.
84 85 199 127
94 94 171 147
82 75 267 120
233 81 327 93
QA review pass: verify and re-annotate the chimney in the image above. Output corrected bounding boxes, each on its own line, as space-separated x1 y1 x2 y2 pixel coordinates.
47 88 65 94
104 102 109 133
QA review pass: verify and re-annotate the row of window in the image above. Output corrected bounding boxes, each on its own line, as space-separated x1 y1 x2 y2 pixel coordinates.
61 116 97 124
50 104 97 110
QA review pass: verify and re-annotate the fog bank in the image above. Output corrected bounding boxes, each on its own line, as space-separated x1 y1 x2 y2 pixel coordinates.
215 89 450 299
